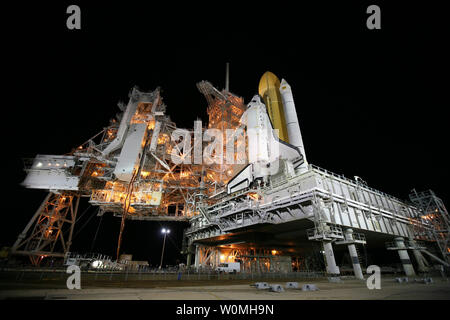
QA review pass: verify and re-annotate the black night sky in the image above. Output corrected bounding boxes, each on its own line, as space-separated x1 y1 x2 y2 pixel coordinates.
2 2 448 266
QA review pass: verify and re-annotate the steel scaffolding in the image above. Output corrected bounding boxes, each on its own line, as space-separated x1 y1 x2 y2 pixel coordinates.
409 190 450 264
11 192 80 265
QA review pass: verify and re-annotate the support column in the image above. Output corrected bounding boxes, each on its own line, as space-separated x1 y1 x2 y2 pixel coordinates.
215 248 220 269
186 245 193 267
409 240 428 273
323 241 340 275
345 229 364 280
194 244 200 269
394 237 416 276
412 250 428 273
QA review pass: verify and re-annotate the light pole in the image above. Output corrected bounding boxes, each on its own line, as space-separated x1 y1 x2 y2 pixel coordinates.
159 228 170 269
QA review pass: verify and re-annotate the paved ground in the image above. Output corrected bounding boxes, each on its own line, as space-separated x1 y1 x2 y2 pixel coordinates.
1 277 450 300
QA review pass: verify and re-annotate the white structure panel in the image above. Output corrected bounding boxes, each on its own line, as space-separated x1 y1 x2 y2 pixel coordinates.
22 155 79 190
113 123 147 182
22 170 79 190
188 165 426 243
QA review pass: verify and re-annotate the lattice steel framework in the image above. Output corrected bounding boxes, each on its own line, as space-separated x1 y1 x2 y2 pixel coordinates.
197 80 247 188
11 192 80 265
409 189 450 263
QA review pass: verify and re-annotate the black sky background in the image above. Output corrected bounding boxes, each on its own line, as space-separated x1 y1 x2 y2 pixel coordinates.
2 2 448 266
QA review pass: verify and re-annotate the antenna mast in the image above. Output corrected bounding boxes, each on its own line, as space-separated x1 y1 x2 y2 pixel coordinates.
225 62 230 92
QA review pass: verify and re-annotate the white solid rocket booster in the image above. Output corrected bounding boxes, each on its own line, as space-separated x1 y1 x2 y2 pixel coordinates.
279 79 308 170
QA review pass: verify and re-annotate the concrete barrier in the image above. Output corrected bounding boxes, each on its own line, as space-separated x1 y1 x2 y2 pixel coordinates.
285 282 299 289
302 284 318 291
252 282 270 289
269 284 284 292
414 277 433 284
395 277 409 283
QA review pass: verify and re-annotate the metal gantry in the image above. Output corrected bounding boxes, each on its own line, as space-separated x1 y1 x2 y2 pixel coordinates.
14 76 449 277
409 190 450 264
11 192 80 265
15 83 250 265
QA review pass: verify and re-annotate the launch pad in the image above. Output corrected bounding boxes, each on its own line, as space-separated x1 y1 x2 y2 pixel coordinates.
10 68 450 281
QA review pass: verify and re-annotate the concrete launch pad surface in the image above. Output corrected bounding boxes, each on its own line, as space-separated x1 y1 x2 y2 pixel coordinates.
1 278 449 300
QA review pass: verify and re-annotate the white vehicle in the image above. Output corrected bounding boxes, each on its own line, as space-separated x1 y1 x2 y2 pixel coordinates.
217 262 240 273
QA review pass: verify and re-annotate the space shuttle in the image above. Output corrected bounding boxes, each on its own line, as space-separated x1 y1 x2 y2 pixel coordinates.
227 72 308 194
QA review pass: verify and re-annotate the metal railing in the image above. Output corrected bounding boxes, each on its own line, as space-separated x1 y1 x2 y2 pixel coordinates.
307 225 344 240
385 242 397 250
353 232 366 243
407 240 426 250
310 164 409 206
0 267 326 283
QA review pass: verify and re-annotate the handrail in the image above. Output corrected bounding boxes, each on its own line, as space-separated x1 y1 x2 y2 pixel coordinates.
310 164 409 205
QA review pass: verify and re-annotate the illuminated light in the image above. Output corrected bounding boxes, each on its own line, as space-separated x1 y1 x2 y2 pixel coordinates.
158 134 169 144
141 171 150 178
48 162 52 166
92 260 102 268
92 171 98 177
55 163 60 167
162 228 166 233
78 146 83 149
248 193 259 201
271 250 277 255
63 162 67 167
147 121 156 130
36 162 42 168
180 171 190 178
220 255 225 261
